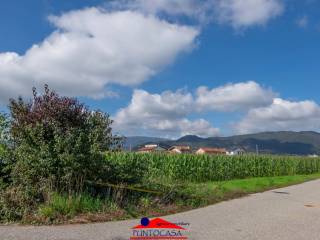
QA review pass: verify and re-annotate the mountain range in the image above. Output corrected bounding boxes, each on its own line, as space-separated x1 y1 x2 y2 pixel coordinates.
124 131 320 155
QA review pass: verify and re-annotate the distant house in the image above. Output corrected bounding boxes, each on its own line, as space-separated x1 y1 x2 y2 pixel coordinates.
137 144 167 153
168 145 192 154
227 147 246 156
196 147 227 155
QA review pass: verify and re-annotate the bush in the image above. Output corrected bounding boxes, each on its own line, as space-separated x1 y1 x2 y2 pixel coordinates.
8 85 122 194
103 152 148 184
0 86 126 222
0 112 10 146
0 113 12 186
0 185 40 222
0 144 6 179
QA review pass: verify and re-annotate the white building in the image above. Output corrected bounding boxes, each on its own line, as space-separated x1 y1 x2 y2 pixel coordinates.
227 148 246 156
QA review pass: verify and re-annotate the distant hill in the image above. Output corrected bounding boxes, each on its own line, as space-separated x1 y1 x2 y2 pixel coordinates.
125 131 320 155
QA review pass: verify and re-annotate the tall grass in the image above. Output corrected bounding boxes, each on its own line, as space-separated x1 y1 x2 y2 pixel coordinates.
38 192 118 219
105 152 320 183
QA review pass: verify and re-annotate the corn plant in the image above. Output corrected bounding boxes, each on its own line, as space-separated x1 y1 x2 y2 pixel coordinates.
105 152 320 183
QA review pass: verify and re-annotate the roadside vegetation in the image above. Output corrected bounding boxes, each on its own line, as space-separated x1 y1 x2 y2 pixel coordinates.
1 86 320 224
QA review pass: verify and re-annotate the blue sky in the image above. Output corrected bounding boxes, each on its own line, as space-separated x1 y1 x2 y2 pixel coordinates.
0 0 320 138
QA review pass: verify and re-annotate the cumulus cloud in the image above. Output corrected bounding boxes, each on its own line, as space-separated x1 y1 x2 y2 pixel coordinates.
0 7 199 104
112 0 205 18
113 81 276 137
113 89 220 137
113 0 285 28
235 98 320 134
213 0 284 29
116 89 320 137
195 81 277 112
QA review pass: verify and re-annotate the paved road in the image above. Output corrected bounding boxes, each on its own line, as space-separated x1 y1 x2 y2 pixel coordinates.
1 179 320 240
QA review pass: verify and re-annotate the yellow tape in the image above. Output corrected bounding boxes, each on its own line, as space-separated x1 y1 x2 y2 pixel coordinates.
86 180 163 195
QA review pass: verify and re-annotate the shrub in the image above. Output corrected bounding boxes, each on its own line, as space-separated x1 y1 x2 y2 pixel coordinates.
0 185 40 222
8 85 122 194
0 112 12 186
103 152 148 184
0 112 10 146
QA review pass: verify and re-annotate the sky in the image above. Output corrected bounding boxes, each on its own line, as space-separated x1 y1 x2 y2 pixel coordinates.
0 0 320 138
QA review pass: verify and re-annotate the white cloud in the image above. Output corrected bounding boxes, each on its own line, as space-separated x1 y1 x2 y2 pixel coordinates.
296 16 308 28
114 81 277 137
235 98 320 134
213 0 284 29
0 7 198 104
113 89 219 137
195 81 277 112
112 0 285 28
118 92 320 137
178 118 220 137
113 0 200 17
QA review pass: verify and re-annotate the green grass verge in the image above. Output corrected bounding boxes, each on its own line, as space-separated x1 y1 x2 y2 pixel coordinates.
36 193 120 223
31 173 320 224
180 173 320 206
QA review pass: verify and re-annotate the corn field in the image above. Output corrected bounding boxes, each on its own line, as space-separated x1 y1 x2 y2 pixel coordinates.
105 152 320 183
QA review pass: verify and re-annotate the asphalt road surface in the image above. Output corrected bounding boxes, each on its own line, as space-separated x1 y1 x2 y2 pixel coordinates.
1 179 320 240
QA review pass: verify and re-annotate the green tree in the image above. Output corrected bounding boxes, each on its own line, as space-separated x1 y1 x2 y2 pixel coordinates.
0 112 10 146
8 85 122 194
0 112 11 185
